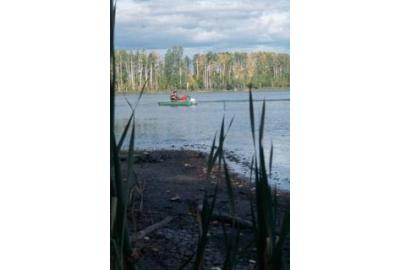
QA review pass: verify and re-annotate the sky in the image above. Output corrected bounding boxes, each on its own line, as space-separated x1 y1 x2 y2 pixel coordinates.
115 0 289 56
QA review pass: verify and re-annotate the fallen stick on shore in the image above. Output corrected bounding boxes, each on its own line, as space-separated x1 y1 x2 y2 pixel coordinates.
211 212 253 229
196 205 253 229
131 216 174 241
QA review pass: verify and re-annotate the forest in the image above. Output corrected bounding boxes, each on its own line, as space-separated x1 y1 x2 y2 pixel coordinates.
114 46 289 92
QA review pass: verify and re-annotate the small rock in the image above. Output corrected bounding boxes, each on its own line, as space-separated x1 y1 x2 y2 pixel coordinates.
209 267 221 270
249 259 256 264
144 236 150 241
170 195 181 202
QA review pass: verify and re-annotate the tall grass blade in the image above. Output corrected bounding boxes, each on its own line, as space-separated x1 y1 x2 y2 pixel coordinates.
208 117 231 176
249 89 256 150
206 132 217 175
193 182 219 270
127 116 136 187
123 93 134 112
269 144 273 176
249 155 255 184
111 1 137 269
111 196 118 234
133 78 148 112
259 100 266 150
223 156 235 217
223 116 235 142
117 113 134 152
253 160 267 270
218 116 225 166
193 116 229 269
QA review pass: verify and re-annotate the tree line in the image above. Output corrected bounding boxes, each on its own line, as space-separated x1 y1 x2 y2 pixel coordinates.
114 46 289 92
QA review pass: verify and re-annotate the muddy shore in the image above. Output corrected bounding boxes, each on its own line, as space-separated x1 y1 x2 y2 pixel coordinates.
119 150 289 270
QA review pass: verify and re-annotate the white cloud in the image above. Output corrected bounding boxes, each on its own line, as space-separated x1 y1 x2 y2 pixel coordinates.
115 0 290 53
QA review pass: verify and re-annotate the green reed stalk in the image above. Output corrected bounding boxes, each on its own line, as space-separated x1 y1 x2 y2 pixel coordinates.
248 88 290 270
110 1 148 269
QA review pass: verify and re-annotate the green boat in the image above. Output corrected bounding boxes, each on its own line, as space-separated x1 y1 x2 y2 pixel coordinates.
158 98 197 106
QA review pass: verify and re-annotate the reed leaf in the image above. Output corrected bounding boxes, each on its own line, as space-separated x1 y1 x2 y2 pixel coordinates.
206 132 217 175
218 116 225 166
193 116 228 270
111 1 137 269
133 78 148 112
193 182 219 270
111 196 118 234
259 100 266 150
117 113 134 152
249 89 256 150
126 116 136 188
269 144 273 176
222 156 235 218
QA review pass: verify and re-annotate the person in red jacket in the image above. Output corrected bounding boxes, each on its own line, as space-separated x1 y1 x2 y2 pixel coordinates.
170 90 189 102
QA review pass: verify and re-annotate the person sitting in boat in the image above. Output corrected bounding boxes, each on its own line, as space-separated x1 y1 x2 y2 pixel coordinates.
170 90 188 101
170 90 179 101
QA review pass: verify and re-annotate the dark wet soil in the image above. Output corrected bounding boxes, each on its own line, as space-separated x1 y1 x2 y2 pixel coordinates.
119 150 289 270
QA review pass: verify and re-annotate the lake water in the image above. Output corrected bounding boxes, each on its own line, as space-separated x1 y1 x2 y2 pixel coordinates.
115 89 290 191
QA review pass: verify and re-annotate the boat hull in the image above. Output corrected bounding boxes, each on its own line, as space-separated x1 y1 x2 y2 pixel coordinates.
158 100 197 106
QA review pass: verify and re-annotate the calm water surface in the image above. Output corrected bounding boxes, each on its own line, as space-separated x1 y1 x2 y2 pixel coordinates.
115 89 290 190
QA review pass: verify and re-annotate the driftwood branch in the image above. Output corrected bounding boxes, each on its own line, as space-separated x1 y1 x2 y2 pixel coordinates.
211 212 253 229
131 216 173 241
196 205 253 229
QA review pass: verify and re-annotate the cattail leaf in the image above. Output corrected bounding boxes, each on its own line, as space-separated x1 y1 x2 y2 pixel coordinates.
249 89 256 150
117 112 134 152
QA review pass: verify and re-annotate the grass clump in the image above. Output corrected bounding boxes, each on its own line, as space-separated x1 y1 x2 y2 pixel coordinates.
189 87 289 270
110 1 148 269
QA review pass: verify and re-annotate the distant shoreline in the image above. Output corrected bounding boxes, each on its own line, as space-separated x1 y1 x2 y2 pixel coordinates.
115 87 290 95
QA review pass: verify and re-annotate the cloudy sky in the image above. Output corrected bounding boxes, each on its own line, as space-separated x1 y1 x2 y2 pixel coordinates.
115 0 289 56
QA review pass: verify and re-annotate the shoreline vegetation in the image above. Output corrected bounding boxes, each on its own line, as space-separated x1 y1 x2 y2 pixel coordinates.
114 47 289 93
115 87 290 95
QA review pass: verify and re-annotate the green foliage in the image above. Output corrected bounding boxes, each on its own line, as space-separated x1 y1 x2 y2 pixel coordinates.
164 46 186 89
114 48 290 92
